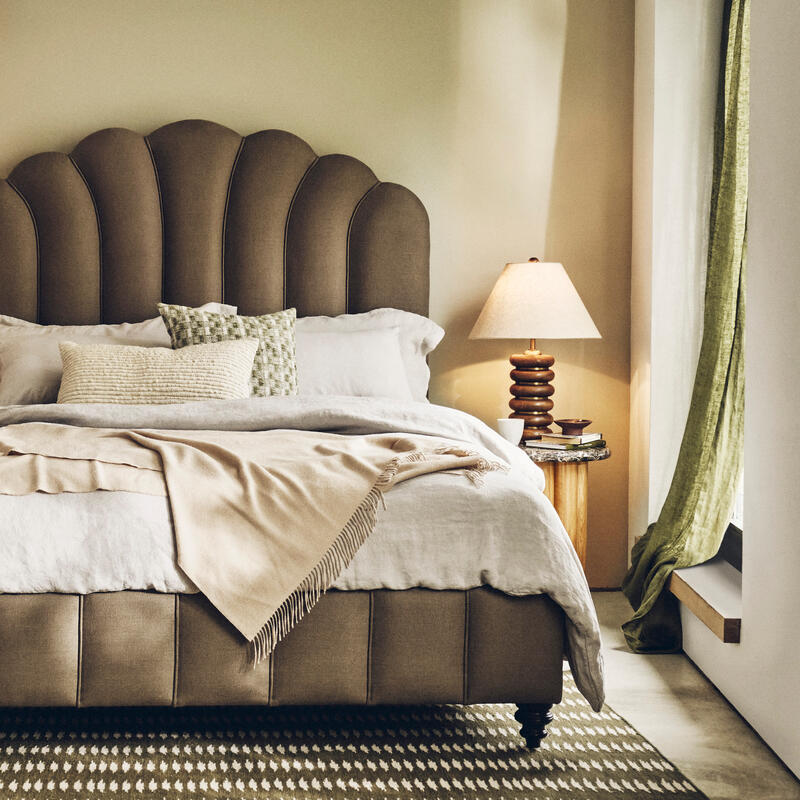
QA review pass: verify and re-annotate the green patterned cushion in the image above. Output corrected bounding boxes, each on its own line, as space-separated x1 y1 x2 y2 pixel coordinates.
158 304 297 396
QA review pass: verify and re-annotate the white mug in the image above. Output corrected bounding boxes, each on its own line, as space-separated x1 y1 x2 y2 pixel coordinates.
496 418 524 445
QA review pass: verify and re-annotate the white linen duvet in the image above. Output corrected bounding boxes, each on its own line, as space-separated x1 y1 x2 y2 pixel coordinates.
0 396 604 709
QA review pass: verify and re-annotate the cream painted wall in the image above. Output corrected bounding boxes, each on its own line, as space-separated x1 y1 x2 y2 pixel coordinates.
0 0 633 586
681 0 800 777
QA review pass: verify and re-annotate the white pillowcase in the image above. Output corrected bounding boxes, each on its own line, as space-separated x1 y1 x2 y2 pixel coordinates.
0 302 237 406
0 304 442 405
0 302 236 344
295 327 413 401
295 308 443 401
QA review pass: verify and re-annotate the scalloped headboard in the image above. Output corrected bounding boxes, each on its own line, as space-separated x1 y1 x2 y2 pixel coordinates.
0 120 429 325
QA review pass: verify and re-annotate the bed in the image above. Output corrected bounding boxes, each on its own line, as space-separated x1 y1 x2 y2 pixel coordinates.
0 120 603 748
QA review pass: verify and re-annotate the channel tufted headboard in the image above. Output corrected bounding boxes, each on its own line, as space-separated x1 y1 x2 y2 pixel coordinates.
0 120 429 325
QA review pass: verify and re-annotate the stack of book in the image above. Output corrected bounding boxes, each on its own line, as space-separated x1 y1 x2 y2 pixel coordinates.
523 431 605 451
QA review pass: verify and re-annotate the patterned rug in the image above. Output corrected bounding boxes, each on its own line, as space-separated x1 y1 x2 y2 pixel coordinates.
0 671 706 800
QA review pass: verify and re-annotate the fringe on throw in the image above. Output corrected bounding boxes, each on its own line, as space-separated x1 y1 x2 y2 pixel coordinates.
248 445 505 664
431 444 508 487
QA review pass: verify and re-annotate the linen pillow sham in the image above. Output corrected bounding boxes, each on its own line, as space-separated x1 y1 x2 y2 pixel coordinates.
0 302 237 406
295 327 414 400
158 304 297 397
0 302 237 345
57 339 259 405
295 308 444 401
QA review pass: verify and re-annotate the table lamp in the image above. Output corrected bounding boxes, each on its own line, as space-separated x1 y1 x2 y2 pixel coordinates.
469 258 601 439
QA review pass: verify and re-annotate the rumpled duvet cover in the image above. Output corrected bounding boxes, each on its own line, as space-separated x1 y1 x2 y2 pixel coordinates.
0 396 604 710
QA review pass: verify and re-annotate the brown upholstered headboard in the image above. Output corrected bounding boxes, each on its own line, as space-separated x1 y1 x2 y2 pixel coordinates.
0 120 429 325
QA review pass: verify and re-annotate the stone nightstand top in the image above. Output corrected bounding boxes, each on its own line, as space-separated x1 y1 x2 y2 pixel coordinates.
521 445 611 463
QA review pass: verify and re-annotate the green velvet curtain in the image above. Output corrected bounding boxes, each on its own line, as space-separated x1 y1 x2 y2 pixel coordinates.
622 0 749 653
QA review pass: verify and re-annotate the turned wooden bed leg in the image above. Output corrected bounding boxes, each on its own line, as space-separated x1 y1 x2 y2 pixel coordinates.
514 703 554 749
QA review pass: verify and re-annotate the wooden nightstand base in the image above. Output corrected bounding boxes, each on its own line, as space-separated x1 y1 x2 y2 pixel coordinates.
538 461 588 568
522 444 609 571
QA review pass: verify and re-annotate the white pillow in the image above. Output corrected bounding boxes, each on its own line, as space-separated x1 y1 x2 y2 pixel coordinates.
0 302 237 406
295 308 443 401
295 327 413 401
0 301 237 344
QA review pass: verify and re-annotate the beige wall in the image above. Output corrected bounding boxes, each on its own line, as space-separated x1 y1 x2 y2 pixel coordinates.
0 0 633 586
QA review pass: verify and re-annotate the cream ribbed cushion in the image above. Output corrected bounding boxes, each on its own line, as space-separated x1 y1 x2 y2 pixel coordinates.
56 339 259 405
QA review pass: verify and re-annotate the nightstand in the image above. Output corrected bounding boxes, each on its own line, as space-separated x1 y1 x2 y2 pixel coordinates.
521 445 611 569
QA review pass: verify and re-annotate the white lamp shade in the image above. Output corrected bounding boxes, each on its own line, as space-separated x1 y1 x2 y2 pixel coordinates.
469 261 601 340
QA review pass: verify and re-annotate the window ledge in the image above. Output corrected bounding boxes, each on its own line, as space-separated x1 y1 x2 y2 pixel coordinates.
669 556 742 643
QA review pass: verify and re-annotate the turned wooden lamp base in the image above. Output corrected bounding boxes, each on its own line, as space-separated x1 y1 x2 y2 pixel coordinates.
509 339 555 439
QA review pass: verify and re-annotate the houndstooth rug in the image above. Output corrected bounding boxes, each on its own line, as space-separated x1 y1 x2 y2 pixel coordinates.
0 671 706 800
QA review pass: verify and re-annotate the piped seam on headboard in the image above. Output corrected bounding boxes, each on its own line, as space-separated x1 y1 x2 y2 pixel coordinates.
281 155 321 310
144 136 167 307
220 138 246 305
346 182 381 314
5 179 40 321
0 121 430 323
68 155 103 321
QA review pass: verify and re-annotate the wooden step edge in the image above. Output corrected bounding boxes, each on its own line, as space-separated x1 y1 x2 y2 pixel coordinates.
669 568 741 643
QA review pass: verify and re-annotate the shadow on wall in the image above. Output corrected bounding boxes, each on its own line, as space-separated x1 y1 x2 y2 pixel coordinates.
543 0 631 396
430 0 633 587
543 0 633 587
427 0 568 422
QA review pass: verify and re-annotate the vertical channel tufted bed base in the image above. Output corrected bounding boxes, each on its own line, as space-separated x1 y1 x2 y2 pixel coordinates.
0 589 563 746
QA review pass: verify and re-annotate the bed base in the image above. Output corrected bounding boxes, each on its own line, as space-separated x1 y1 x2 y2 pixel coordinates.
0 586 563 747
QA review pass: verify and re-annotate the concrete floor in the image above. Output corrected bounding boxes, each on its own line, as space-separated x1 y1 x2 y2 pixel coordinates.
594 591 800 800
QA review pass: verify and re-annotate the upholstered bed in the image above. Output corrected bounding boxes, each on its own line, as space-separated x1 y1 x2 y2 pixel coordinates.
0 120 602 748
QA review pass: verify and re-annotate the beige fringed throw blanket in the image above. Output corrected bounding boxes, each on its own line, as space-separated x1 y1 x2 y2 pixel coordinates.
0 422 501 657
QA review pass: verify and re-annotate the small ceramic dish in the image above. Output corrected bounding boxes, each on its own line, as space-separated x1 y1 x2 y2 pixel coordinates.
555 418 592 436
